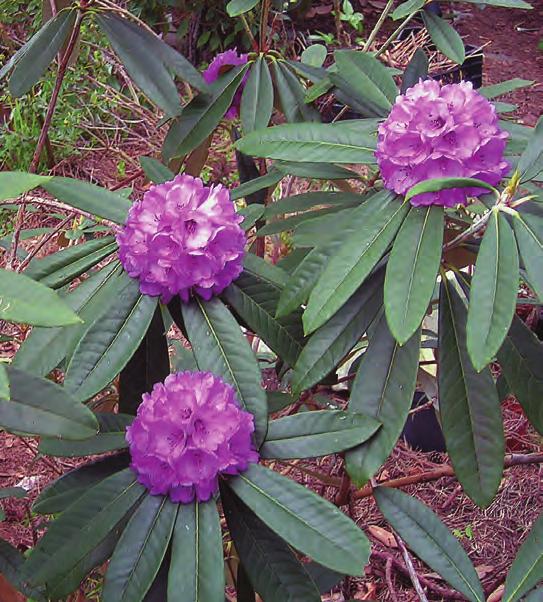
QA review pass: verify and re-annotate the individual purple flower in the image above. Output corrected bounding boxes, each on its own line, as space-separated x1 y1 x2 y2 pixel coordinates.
126 371 259 503
116 174 246 303
203 48 248 119
375 80 509 207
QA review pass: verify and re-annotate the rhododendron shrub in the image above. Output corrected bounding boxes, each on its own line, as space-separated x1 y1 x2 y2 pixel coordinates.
1 1 542 601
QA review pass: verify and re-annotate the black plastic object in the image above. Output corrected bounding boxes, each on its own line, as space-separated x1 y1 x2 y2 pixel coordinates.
402 390 447 453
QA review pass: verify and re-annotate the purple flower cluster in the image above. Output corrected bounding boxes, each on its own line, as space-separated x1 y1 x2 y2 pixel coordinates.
203 49 249 120
126 371 259 503
376 80 509 207
117 174 246 303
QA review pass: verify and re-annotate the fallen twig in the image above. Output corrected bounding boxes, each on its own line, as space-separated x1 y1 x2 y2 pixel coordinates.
395 533 430 602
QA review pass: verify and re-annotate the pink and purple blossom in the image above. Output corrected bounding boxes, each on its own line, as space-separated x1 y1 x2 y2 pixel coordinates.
126 371 259 503
375 80 509 207
117 174 246 303
203 49 249 119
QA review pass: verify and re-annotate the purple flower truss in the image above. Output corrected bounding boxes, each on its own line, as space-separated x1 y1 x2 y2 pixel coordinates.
117 174 246 303
203 48 249 119
376 80 509 207
126 371 259 503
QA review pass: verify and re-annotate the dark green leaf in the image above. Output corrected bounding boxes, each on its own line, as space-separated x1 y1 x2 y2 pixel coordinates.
267 391 295 413
346 315 421 485
467 210 519 371
23 469 145 588
405 177 496 203
257 205 351 237
103 495 177 602
0 367 97 439
24 236 117 289
13 262 122 376
422 12 465 64
8 10 76 97
235 120 378 164
39 413 133 457
241 57 274 133
498 315 543 434
392 0 425 19
265 191 363 218
292 269 384 394
275 160 358 180
0 268 81 326
33 454 130 514
163 65 250 160
460 0 531 9
331 50 397 117
503 512 543 602
439 276 504 507
168 501 224 602
243 253 289 287
261 410 381 459
221 484 321 602
65 274 158 401
271 61 321 123
513 208 543 300
480 79 534 99
222 271 304 367
236 562 256 602
0 487 26 500
0 539 46 601
239 204 265 230
401 49 428 93
97 14 182 116
385 205 443 345
140 157 175 184
227 464 369 575
182 297 267 445
0 172 51 200
227 0 260 16
0 364 8 400
518 116 543 183
42 176 132 224
374 488 485 602
231 168 283 202
304 192 407 334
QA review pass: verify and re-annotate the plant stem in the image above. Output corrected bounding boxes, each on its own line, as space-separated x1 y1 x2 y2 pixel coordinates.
259 0 271 52
394 534 430 602
375 10 417 58
333 0 344 44
363 0 395 51
442 210 492 252
7 9 85 270
240 14 258 51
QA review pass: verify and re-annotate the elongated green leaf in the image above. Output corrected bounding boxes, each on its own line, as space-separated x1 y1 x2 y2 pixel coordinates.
14 262 122 376
103 495 177 602
243 253 289 287
460 0 531 9
182 297 267 445
272 61 321 123
221 485 321 602
0 539 46 601
385 205 443 345
0 364 8 400
513 208 543 300
405 177 496 203
228 464 369 575
97 14 181 116
292 269 384 394
258 205 351 236
227 0 260 15
275 160 358 180
392 0 424 19
235 120 378 164
40 413 132 457
24 236 117 288
222 271 304 367
0 487 25 500
8 10 76 97
422 12 465 64
304 192 407 334
0 172 51 200
331 50 397 117
498 315 543 434
231 167 283 202
163 65 250 160
518 116 543 183
168 501 224 602
267 391 295 413
139 157 174 184
467 210 519 371
33 454 130 514
241 57 273 133
65 274 158 401
479 78 534 99
42 176 132 224
401 48 428 93
439 276 504 507
375 488 485 602
0 268 81 326
266 192 363 218
23 469 145 588
345 315 421 485
503 512 543 602
0 366 97 438
261 410 380 459
239 204 265 230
